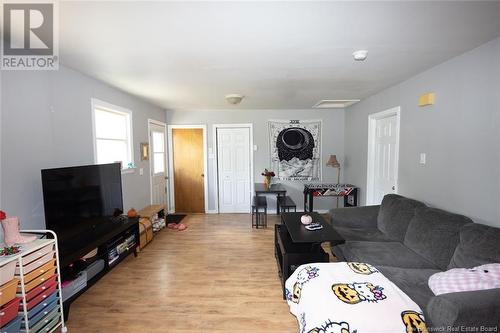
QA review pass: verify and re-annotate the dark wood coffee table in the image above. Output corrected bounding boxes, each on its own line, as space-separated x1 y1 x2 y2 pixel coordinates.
282 212 345 246
274 212 345 298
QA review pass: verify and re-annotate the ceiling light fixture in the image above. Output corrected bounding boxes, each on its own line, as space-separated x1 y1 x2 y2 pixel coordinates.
352 50 368 61
225 94 244 105
313 99 361 109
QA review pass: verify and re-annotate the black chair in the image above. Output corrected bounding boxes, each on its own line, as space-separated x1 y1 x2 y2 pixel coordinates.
278 196 296 213
252 196 267 228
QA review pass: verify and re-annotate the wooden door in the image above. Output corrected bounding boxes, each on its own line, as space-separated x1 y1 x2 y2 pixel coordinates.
172 128 205 213
217 127 251 213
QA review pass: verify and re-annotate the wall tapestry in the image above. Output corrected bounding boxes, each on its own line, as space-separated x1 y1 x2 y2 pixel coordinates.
268 120 322 181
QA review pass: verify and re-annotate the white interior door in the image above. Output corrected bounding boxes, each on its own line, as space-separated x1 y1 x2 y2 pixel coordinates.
149 122 167 206
217 127 251 213
367 108 400 205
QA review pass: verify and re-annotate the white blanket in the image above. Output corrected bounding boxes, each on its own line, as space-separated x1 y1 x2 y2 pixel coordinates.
285 262 429 333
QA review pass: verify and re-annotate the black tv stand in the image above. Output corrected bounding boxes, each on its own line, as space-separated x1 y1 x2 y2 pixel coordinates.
61 217 139 320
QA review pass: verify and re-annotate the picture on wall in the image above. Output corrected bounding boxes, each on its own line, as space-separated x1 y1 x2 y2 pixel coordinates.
268 119 322 181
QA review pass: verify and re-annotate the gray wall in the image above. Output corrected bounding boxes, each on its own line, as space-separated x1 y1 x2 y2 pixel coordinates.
344 37 500 227
166 109 345 213
0 65 166 230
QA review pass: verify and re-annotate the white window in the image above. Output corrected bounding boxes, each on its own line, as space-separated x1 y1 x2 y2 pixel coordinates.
152 130 165 174
91 98 134 171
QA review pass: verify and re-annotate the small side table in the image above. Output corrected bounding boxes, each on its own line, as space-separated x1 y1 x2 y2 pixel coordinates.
254 183 287 214
303 184 358 212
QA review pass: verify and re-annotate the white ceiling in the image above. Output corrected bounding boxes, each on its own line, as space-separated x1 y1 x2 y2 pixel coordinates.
59 1 500 110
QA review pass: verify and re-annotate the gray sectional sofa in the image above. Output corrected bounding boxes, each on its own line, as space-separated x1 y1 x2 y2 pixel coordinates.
329 194 500 330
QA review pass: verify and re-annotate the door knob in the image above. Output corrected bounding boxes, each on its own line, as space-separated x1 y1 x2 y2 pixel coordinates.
392 186 396 190
201 174 204 177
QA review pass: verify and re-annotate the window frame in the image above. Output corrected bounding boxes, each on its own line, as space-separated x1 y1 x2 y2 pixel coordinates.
91 98 134 173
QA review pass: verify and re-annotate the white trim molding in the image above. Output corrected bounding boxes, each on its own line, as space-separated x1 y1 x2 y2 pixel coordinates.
91 98 134 174
366 106 401 205
212 123 255 214
148 119 167 206
167 124 209 213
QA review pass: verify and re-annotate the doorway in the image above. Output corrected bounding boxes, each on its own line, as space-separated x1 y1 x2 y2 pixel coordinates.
167 125 208 213
214 124 253 213
148 120 167 206
366 107 401 205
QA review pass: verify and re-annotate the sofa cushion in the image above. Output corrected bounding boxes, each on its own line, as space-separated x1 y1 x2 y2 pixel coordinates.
377 194 426 241
448 223 500 269
404 207 472 271
334 225 394 242
329 205 380 228
334 241 439 269
376 265 439 309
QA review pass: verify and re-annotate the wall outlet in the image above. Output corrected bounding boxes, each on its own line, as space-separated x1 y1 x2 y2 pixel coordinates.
139 168 144 175
419 153 426 165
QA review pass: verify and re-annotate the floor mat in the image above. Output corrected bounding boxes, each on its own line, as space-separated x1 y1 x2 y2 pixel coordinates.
166 214 186 224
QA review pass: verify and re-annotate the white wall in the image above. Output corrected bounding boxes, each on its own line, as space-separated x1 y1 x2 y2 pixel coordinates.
344 37 500 227
0 65 166 229
166 109 345 213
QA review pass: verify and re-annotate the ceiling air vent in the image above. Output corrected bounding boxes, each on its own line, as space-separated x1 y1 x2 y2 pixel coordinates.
313 99 360 109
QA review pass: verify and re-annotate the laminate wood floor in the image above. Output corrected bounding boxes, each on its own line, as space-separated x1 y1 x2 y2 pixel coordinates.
66 214 331 333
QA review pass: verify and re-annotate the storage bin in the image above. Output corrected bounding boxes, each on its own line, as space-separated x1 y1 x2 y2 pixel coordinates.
23 283 57 311
25 275 57 301
0 279 18 307
0 297 21 327
0 262 16 286
0 315 21 333
23 260 56 284
84 259 104 282
38 315 61 333
20 245 54 266
26 293 58 320
15 252 54 276
19 268 56 293
21 299 58 329
61 271 87 302
24 307 59 332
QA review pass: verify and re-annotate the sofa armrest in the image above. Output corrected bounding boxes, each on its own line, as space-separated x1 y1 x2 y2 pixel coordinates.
426 288 500 329
328 205 380 228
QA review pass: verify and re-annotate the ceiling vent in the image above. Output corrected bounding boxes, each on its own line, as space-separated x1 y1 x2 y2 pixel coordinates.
313 99 360 109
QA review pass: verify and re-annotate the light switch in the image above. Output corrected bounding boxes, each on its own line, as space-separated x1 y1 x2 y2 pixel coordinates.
419 153 426 165
253 145 258 151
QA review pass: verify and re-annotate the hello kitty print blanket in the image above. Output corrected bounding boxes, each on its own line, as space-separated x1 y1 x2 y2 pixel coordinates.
285 262 428 333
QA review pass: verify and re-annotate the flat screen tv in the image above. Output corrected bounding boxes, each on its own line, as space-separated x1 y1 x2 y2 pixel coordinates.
41 163 124 264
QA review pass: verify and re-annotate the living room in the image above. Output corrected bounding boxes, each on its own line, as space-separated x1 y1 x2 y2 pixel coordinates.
0 1 499 333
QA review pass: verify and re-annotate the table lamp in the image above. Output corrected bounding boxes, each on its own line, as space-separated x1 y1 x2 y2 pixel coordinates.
326 155 341 185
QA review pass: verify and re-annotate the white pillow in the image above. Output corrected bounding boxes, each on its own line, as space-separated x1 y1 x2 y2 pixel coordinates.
428 263 500 295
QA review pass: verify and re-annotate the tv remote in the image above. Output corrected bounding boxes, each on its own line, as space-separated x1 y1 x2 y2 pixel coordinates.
305 224 324 231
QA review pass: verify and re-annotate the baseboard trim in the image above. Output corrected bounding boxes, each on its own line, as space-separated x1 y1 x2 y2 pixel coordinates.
206 210 218 214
